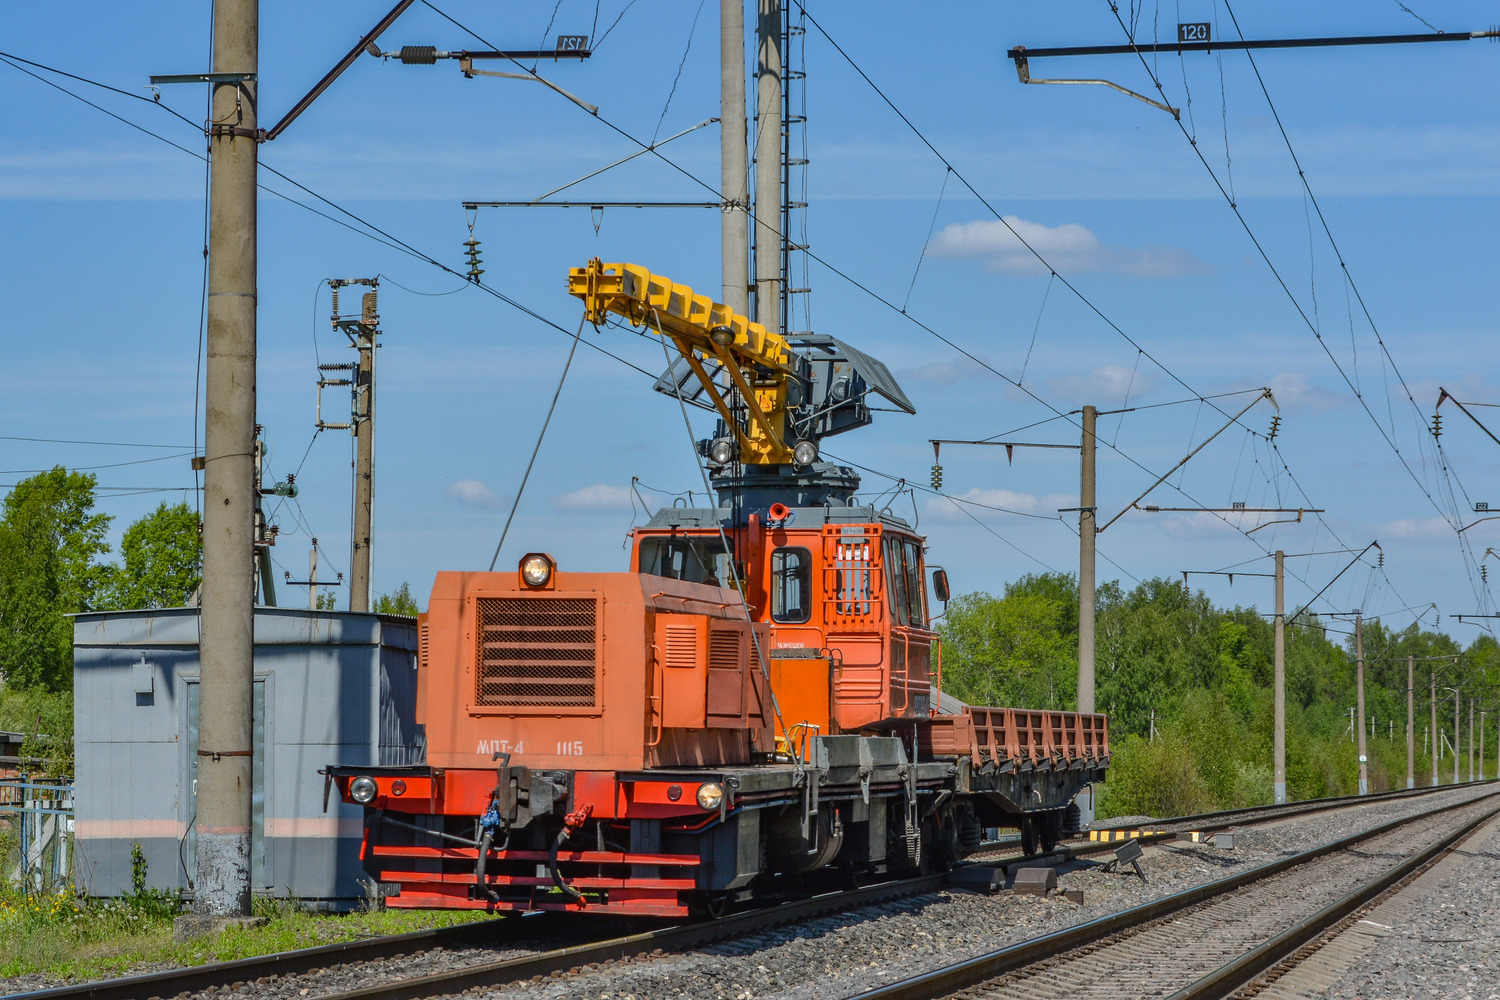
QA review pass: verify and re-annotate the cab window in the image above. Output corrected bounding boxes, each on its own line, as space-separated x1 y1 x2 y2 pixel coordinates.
883 535 927 626
884 536 909 624
903 539 926 625
770 547 812 623
638 535 736 588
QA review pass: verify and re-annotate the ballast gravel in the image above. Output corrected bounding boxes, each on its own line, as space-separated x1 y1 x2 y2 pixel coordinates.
1320 810 1500 1000
447 784 1497 1000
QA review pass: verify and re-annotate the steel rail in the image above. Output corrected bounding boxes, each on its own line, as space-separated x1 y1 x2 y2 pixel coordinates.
284 873 955 1000
16 783 1487 1000
1094 775 1497 834
2 916 530 1000
1166 806 1500 999
5 874 949 1000
848 789 1500 1000
970 779 1497 865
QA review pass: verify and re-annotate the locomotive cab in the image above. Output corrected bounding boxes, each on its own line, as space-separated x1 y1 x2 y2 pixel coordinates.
629 503 941 743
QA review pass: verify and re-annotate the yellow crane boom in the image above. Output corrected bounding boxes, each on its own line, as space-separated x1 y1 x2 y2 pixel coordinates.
568 258 799 465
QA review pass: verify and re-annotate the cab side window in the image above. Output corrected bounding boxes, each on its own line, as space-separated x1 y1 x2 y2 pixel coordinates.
771 547 812 623
884 535 910 626
903 539 926 625
883 536 927 626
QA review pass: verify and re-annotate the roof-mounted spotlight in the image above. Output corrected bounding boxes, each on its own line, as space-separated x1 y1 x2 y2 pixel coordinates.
708 438 736 466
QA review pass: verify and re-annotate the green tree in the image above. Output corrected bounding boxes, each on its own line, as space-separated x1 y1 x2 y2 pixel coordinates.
939 572 1078 709
100 502 201 610
0 468 110 690
2 467 112 612
374 581 421 616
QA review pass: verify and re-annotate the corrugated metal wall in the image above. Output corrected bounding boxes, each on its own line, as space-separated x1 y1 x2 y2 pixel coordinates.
73 608 422 908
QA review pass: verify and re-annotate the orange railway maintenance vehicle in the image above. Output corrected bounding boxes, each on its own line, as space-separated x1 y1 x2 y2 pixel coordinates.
326 261 1108 917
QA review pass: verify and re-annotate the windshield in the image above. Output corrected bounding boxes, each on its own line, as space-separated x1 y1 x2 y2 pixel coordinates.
638 534 737 588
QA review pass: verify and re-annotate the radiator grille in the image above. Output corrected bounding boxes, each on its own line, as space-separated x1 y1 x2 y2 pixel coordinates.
661 622 700 669
475 597 598 707
708 628 741 671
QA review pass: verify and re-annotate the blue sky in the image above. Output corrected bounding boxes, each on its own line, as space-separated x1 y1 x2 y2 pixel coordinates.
2 1 1498 641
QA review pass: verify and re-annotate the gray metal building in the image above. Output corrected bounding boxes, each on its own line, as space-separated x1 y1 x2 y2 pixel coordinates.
72 608 422 908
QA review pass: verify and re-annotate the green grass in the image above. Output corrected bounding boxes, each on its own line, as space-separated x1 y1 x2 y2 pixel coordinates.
0 886 489 982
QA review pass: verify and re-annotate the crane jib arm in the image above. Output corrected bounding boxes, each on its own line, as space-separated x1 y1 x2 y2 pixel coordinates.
568 259 798 465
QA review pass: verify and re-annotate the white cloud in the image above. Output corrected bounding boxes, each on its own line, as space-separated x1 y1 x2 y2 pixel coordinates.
896 357 993 386
924 488 1082 523
1378 517 1453 540
1406 373 1500 408
924 488 1036 522
1045 365 1157 406
928 217 1210 278
444 478 501 508
553 483 633 512
1155 511 1243 540
1269 372 1345 414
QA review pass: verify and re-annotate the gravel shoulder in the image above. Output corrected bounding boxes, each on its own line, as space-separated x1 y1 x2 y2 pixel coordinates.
1318 809 1500 1000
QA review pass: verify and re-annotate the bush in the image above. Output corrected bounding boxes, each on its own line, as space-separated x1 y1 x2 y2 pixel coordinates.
123 842 183 921
1098 729 1212 819
0 685 74 777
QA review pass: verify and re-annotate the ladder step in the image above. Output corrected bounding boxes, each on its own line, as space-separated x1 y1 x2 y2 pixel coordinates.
785 158 809 167
785 288 812 295
785 115 808 124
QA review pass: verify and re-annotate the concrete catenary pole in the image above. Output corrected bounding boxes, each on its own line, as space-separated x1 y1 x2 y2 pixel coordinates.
307 540 319 610
1453 687 1461 785
1355 612 1368 795
721 0 749 315
1078 405 1097 715
197 0 258 919
1469 698 1475 782
753 0 781 332
1431 669 1439 786
349 290 377 612
1406 654 1415 789
1273 550 1286 803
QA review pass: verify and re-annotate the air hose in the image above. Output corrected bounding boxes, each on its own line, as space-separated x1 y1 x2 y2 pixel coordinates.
547 827 585 904
548 804 594 907
475 800 502 904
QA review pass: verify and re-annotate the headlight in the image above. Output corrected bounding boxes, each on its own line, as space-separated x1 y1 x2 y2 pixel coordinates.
696 782 724 811
520 553 553 587
350 776 378 804
708 438 735 466
792 440 818 467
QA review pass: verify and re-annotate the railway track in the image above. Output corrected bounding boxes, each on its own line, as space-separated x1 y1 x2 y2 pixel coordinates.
9 781 1488 1000
972 778 1497 869
846 788 1500 1000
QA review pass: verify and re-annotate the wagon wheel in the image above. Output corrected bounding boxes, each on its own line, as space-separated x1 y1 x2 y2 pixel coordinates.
1038 811 1061 853
1020 816 1040 856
